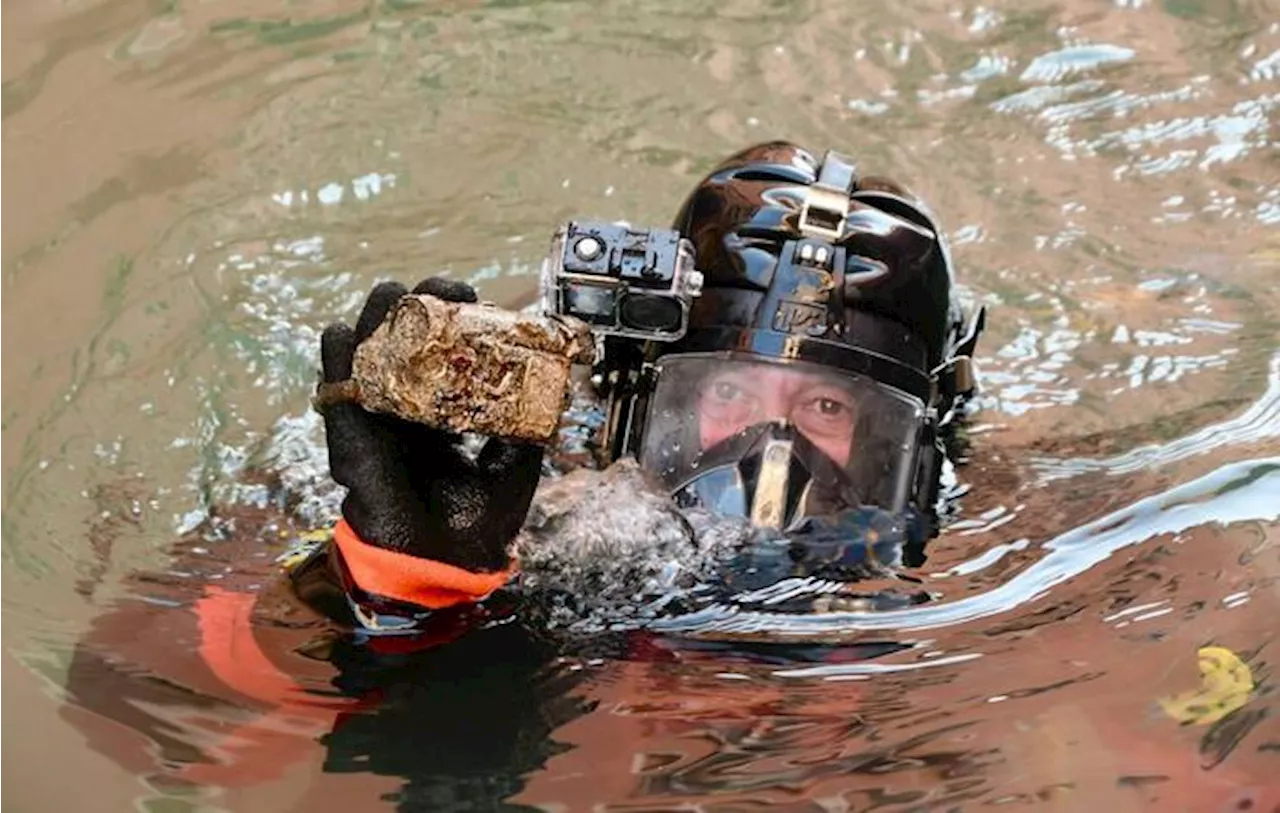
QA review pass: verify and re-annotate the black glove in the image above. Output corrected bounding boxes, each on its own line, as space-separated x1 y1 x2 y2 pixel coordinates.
318 278 544 572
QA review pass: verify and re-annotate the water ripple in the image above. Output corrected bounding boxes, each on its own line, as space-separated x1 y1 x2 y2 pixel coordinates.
1031 352 1280 483
652 456 1280 638
991 79 1105 114
1019 44 1135 84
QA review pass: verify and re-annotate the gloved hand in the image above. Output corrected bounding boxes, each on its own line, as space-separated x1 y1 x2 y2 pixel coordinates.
318 278 544 572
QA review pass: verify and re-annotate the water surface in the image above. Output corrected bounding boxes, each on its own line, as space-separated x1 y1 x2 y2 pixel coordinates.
3 0 1279 809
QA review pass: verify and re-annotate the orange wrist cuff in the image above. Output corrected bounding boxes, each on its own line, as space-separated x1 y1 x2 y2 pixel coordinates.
331 519 515 610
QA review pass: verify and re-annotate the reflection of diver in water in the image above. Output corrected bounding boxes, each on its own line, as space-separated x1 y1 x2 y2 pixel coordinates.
62 142 986 807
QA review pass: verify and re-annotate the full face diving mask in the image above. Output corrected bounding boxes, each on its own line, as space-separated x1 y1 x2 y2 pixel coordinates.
638 354 927 530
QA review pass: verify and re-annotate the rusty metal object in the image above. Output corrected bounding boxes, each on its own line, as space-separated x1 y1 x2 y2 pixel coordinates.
316 294 596 443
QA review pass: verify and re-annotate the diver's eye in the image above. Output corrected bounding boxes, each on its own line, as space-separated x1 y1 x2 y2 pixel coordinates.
816 398 847 416
794 390 857 438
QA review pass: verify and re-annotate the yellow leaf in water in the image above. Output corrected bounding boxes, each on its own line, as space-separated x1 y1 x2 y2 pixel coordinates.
1159 646 1254 726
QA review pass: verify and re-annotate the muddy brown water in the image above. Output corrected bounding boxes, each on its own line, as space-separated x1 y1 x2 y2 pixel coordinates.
3 0 1279 810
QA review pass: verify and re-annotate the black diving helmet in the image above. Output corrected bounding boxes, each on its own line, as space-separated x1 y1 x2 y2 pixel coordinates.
611 142 985 538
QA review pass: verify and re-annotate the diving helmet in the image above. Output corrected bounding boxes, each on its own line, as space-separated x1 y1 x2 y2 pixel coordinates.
602 142 985 542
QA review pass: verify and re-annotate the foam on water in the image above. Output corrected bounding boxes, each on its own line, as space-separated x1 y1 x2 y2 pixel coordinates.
514 459 752 632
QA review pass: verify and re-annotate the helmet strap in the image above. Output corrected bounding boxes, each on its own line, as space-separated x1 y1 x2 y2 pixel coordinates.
911 416 943 536
799 151 858 240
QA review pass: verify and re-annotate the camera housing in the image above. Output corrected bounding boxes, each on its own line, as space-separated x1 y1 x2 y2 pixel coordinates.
541 221 703 343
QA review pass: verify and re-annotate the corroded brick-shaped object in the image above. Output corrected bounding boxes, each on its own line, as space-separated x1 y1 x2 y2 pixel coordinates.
326 294 595 444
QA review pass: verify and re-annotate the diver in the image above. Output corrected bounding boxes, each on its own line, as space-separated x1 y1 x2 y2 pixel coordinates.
61 141 986 805
306 139 984 628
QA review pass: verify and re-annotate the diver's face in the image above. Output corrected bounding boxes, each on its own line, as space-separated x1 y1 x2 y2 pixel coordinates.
696 366 858 466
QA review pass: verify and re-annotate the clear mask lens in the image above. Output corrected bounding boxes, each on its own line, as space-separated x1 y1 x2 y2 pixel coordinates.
639 354 926 515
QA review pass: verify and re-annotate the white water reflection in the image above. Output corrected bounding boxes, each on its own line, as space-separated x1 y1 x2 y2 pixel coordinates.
964 6 1003 33
1258 189 1280 224
960 53 1012 83
991 80 1104 114
1019 44 1135 83
1032 351 1280 483
1246 47 1280 82
652 456 1280 638
271 171 397 208
974 269 1251 418
773 652 983 679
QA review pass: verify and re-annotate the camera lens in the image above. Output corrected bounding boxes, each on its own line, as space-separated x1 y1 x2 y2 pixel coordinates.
619 293 682 334
564 284 618 324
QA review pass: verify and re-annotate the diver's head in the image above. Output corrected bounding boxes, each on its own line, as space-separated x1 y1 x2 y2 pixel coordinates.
616 142 985 542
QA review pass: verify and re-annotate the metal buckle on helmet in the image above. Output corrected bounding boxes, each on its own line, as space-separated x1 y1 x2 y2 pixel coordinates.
932 355 976 399
799 151 858 241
